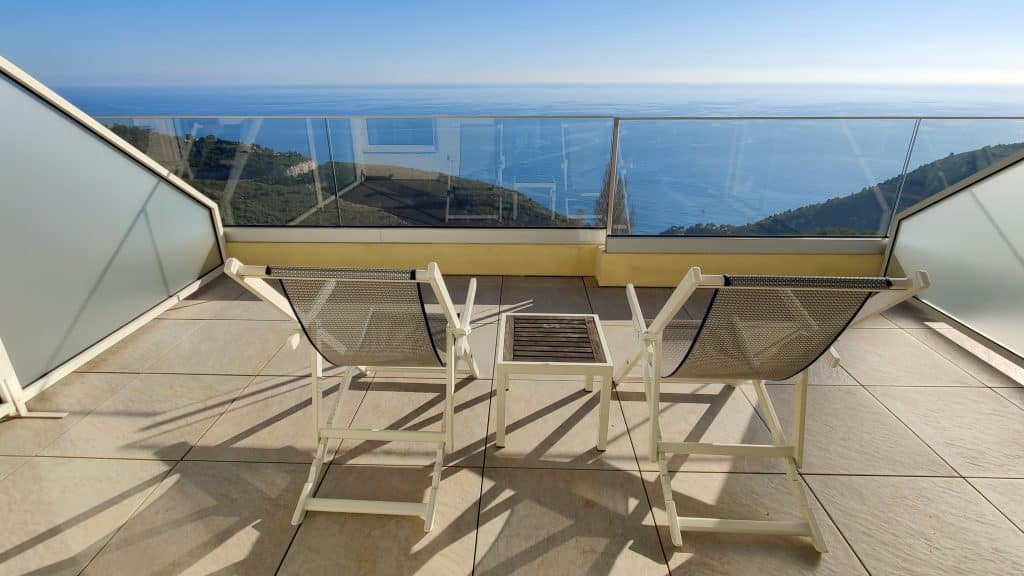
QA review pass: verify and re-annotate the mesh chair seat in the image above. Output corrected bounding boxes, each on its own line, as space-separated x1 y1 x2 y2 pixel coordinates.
666 275 891 380
268 265 448 368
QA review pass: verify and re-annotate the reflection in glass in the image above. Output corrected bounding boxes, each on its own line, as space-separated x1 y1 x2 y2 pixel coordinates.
615 119 916 236
897 119 1024 214
103 118 334 226
337 117 613 227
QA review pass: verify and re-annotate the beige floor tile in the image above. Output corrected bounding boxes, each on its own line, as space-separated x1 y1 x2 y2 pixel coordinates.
500 276 591 315
214 291 295 321
444 275 503 326
617 381 782 472
258 319 497 379
601 321 643 379
336 375 490 468
994 386 1024 410
644 472 866 575
869 386 1024 477
767 357 861 386
836 329 981 386
880 301 949 329
40 373 250 460
279 466 481 576
160 275 247 320
79 319 203 373
82 461 305 576
467 320 500 380
256 337 349 377
807 475 1024 576
967 478 1024 532
0 456 28 482
0 373 133 456
475 468 667 575
851 313 898 328
486 376 637 471
584 277 674 321
741 385 953 475
907 327 1024 388
146 320 293 375
188 374 365 463
0 458 170 576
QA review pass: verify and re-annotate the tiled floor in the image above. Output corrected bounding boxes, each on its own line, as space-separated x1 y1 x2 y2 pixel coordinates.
2 275 1023 575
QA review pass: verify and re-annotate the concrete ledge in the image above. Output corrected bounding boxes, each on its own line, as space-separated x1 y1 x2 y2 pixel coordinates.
225 226 606 245
606 236 887 255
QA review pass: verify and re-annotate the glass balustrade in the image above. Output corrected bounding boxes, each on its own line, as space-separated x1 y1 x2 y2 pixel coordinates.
97 115 1024 236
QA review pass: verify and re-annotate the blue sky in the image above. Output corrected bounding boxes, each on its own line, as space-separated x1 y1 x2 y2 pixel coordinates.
3 0 1023 87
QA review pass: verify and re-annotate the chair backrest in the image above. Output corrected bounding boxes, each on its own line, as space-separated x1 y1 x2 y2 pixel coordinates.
666 275 893 381
267 265 453 368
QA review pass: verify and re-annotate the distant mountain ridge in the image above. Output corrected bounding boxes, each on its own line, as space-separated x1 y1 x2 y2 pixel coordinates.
663 142 1024 236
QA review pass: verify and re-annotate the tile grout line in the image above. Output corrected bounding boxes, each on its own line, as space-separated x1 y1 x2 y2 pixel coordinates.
738 379 874 575
80 320 285 574
582 276 672 572
897 323 1021 389
76 461 182 576
801 478 875 576
179 338 290 462
848 360 1024 535
273 365 374 574
471 275 502 576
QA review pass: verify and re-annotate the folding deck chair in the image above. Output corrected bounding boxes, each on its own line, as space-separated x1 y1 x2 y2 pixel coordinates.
614 267 930 551
225 258 480 531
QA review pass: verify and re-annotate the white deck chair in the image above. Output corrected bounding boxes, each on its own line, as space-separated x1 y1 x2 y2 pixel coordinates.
613 267 930 551
225 258 480 531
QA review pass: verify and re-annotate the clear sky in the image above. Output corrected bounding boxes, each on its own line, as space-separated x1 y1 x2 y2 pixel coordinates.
3 0 1023 87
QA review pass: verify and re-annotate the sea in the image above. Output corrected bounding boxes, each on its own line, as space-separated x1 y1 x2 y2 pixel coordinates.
60 84 1024 233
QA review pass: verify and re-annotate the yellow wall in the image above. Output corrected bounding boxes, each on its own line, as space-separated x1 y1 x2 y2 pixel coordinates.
227 242 884 287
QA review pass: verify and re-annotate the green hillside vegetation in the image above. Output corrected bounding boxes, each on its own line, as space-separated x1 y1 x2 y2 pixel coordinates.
664 142 1024 236
107 123 575 226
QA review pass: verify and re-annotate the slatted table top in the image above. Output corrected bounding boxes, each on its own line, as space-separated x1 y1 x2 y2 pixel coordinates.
500 313 609 364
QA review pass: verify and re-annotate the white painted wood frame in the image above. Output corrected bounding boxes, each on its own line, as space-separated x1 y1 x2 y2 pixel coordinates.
614 266 930 551
224 258 479 530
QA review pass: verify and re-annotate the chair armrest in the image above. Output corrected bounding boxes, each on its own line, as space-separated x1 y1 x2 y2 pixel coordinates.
460 278 477 332
224 257 297 322
626 284 647 334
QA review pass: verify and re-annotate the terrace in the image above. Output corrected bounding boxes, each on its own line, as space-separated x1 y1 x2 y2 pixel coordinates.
2 56 1024 575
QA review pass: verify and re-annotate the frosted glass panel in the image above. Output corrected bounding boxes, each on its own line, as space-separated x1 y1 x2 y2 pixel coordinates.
888 160 1024 357
0 75 221 386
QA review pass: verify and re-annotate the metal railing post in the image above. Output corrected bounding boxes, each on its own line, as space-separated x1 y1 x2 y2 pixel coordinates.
323 117 343 226
886 118 922 238
605 118 621 234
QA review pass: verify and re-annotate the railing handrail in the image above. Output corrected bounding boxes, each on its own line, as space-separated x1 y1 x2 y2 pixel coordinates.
93 114 1024 120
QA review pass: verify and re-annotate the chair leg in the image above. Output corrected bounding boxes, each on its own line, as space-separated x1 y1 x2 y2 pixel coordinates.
646 342 661 463
423 446 445 531
597 374 611 451
444 331 456 451
659 457 684 547
292 438 329 525
654 376 827 552
495 366 508 447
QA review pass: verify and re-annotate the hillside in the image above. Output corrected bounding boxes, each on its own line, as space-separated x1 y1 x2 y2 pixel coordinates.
663 142 1024 236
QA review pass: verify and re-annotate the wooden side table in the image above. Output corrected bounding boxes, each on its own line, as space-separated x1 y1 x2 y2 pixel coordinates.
494 313 614 450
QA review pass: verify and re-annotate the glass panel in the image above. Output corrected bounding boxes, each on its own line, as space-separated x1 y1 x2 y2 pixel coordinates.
888 159 1024 357
103 117 334 226
898 119 1024 213
615 119 916 236
340 117 612 227
0 77 220 386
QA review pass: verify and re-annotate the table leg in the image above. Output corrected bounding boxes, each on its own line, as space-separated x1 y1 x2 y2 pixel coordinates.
597 372 612 451
495 367 508 447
